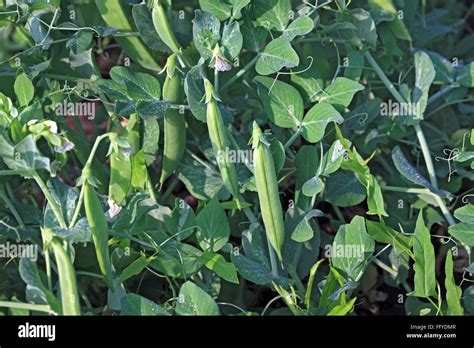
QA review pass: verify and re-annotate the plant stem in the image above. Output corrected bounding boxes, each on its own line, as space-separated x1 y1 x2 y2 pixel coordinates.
0 301 55 314
381 185 437 196
284 127 302 149
68 184 85 229
220 54 260 91
427 83 459 105
289 269 306 294
0 169 33 176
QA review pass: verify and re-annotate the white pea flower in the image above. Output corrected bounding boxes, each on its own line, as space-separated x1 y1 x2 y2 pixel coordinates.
54 139 75 153
44 120 58 134
106 197 122 219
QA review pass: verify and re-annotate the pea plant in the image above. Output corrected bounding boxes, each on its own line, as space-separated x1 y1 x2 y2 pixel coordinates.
0 0 473 317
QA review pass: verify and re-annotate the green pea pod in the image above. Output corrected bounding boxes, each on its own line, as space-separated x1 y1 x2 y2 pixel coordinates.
109 150 131 205
252 122 285 261
84 181 115 290
152 0 181 53
204 79 243 209
49 236 81 315
96 0 161 71
160 54 186 186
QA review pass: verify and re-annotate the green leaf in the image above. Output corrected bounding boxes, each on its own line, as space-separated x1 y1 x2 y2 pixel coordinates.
66 31 93 55
178 152 226 201
0 134 50 176
143 117 160 166
325 171 366 207
14 73 34 107
231 0 251 19
132 3 171 53
121 294 169 316
109 67 161 102
120 254 154 282
109 150 131 205
295 145 320 210
412 212 437 298
444 250 464 315
199 251 239 284
463 286 474 315
254 76 303 128
175 281 219 315
338 8 377 47
221 21 243 59
448 223 474 246
253 0 291 32
302 176 324 197
199 0 232 21
241 11 268 52
454 204 474 223
331 216 375 282
391 146 452 198
327 297 356 316
457 62 474 87
301 102 343 143
256 38 299 76
165 198 196 241
231 250 288 286
193 10 221 60
412 51 435 115
184 64 207 122
319 77 364 111
195 197 230 252
366 220 412 255
291 210 323 243
19 257 61 314
281 15 314 41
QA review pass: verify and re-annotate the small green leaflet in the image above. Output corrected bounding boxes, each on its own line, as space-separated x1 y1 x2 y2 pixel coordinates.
256 38 299 76
318 77 364 111
121 294 169 316
254 76 304 128
195 197 230 252
175 281 219 315
301 102 343 143
331 216 375 282
444 250 464 315
291 209 323 242
193 10 221 60
253 0 291 32
454 204 474 223
281 15 314 41
412 212 437 298
412 51 435 116
199 251 239 284
392 146 452 199
14 73 34 107
448 223 474 246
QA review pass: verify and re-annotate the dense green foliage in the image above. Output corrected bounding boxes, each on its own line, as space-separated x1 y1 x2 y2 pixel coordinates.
0 0 473 316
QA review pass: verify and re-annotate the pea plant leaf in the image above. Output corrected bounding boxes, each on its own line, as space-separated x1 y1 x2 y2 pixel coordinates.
281 15 314 41
253 0 291 32
255 76 304 128
255 38 300 76
175 281 219 315
412 51 436 116
411 212 437 298
331 216 375 282
193 10 221 60
195 197 230 252
301 102 343 143
14 73 34 107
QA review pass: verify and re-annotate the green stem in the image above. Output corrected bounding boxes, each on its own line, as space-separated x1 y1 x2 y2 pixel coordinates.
284 127 302 150
289 269 306 294
220 54 260 91
0 169 33 176
147 172 158 203
68 184 85 229
0 301 55 314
